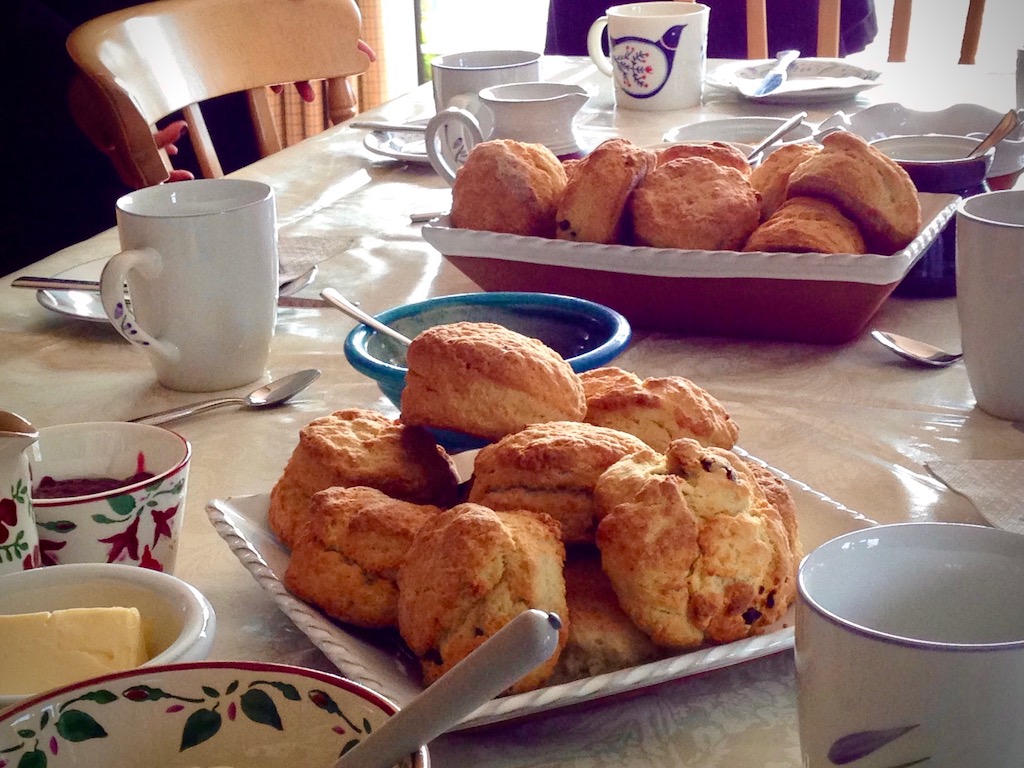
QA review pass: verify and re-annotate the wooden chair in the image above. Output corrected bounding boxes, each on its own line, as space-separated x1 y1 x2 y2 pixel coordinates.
886 0 987 64
66 0 372 188
739 0 986 63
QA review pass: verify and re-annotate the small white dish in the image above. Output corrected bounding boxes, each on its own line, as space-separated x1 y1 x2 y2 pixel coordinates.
819 103 1024 183
663 116 814 150
706 57 881 104
0 562 215 709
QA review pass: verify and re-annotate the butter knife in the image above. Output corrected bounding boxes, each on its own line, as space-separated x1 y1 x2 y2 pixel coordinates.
749 49 800 97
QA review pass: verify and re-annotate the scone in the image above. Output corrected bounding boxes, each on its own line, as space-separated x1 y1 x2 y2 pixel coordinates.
550 547 662 683
631 157 761 250
284 486 442 628
657 141 751 176
787 130 922 254
268 408 459 549
580 366 739 451
397 503 568 692
748 142 822 219
400 322 587 441
555 137 657 244
468 420 649 543
743 196 867 254
594 438 796 648
450 139 567 238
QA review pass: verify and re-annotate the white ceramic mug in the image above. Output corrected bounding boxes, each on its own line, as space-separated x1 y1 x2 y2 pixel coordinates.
425 81 589 184
796 522 1024 767
100 179 278 392
588 1 709 111
955 189 1024 421
430 49 541 112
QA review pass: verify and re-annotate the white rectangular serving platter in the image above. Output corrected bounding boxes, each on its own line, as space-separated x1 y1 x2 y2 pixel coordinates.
206 451 877 731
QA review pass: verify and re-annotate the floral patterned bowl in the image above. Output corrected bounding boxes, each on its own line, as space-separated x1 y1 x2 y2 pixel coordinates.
30 422 191 572
0 563 215 710
0 661 429 768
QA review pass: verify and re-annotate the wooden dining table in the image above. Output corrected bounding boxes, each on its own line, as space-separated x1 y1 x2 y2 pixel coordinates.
3 55 1023 766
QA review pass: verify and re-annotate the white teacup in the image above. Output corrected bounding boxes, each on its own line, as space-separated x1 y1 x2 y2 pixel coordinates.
797 522 1024 767
99 179 278 392
588 1 709 111
425 81 590 184
956 189 1024 421
430 49 541 112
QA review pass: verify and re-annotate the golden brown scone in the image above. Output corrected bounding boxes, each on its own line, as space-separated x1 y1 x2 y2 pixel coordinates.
631 157 761 251
450 139 567 238
400 322 587 441
550 547 663 683
580 366 739 452
284 487 442 628
657 141 752 176
268 409 459 549
397 503 568 692
748 142 822 219
555 138 657 244
743 196 867 254
787 130 922 254
468 421 649 544
742 459 802 563
594 439 796 648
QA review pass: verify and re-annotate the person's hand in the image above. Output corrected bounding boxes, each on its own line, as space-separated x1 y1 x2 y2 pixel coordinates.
269 39 377 103
152 120 195 182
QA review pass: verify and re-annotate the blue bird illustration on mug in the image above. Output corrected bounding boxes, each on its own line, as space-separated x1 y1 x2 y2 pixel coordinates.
610 24 686 98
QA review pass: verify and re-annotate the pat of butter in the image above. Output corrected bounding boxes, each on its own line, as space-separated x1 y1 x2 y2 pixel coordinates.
0 606 149 695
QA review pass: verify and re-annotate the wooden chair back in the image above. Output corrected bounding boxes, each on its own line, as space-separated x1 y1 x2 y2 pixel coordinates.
67 0 372 187
742 0 987 63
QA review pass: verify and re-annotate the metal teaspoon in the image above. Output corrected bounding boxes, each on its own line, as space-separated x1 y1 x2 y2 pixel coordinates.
870 330 963 367
747 110 809 160
129 369 321 425
967 109 1020 158
320 287 413 346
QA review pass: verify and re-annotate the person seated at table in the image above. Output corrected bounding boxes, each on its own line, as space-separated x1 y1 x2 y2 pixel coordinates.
544 0 878 59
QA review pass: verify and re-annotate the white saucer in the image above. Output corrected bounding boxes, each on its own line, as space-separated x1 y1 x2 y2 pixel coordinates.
36 258 317 323
706 58 881 105
663 116 815 147
363 128 430 164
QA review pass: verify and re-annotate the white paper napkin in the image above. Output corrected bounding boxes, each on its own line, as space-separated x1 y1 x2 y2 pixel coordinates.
278 235 351 282
926 460 1024 534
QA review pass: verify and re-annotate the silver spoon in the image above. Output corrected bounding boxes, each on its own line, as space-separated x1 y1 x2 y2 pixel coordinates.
129 369 321 425
747 110 809 161
333 610 562 768
871 330 963 367
967 109 1020 159
320 287 413 346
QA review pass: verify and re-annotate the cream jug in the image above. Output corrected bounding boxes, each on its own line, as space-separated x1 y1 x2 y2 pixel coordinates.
426 81 590 184
0 411 41 575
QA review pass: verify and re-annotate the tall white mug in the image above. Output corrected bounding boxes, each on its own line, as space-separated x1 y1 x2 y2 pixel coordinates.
100 179 278 392
797 523 1024 767
588 1 709 111
955 189 1024 421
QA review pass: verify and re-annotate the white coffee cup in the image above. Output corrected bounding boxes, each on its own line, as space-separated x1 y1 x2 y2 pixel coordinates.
430 49 541 112
100 179 278 392
425 81 590 184
955 189 1024 421
588 1 709 111
797 522 1024 767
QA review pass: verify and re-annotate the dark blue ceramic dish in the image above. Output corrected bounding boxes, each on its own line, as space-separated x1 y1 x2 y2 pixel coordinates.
344 292 632 451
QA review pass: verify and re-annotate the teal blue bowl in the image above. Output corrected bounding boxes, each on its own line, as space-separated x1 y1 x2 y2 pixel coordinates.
344 292 632 413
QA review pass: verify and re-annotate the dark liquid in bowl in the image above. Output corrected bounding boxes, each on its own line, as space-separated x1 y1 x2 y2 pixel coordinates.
33 472 155 499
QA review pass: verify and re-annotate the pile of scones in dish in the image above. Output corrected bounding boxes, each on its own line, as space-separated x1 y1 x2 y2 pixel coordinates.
449 131 923 256
270 321 802 693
